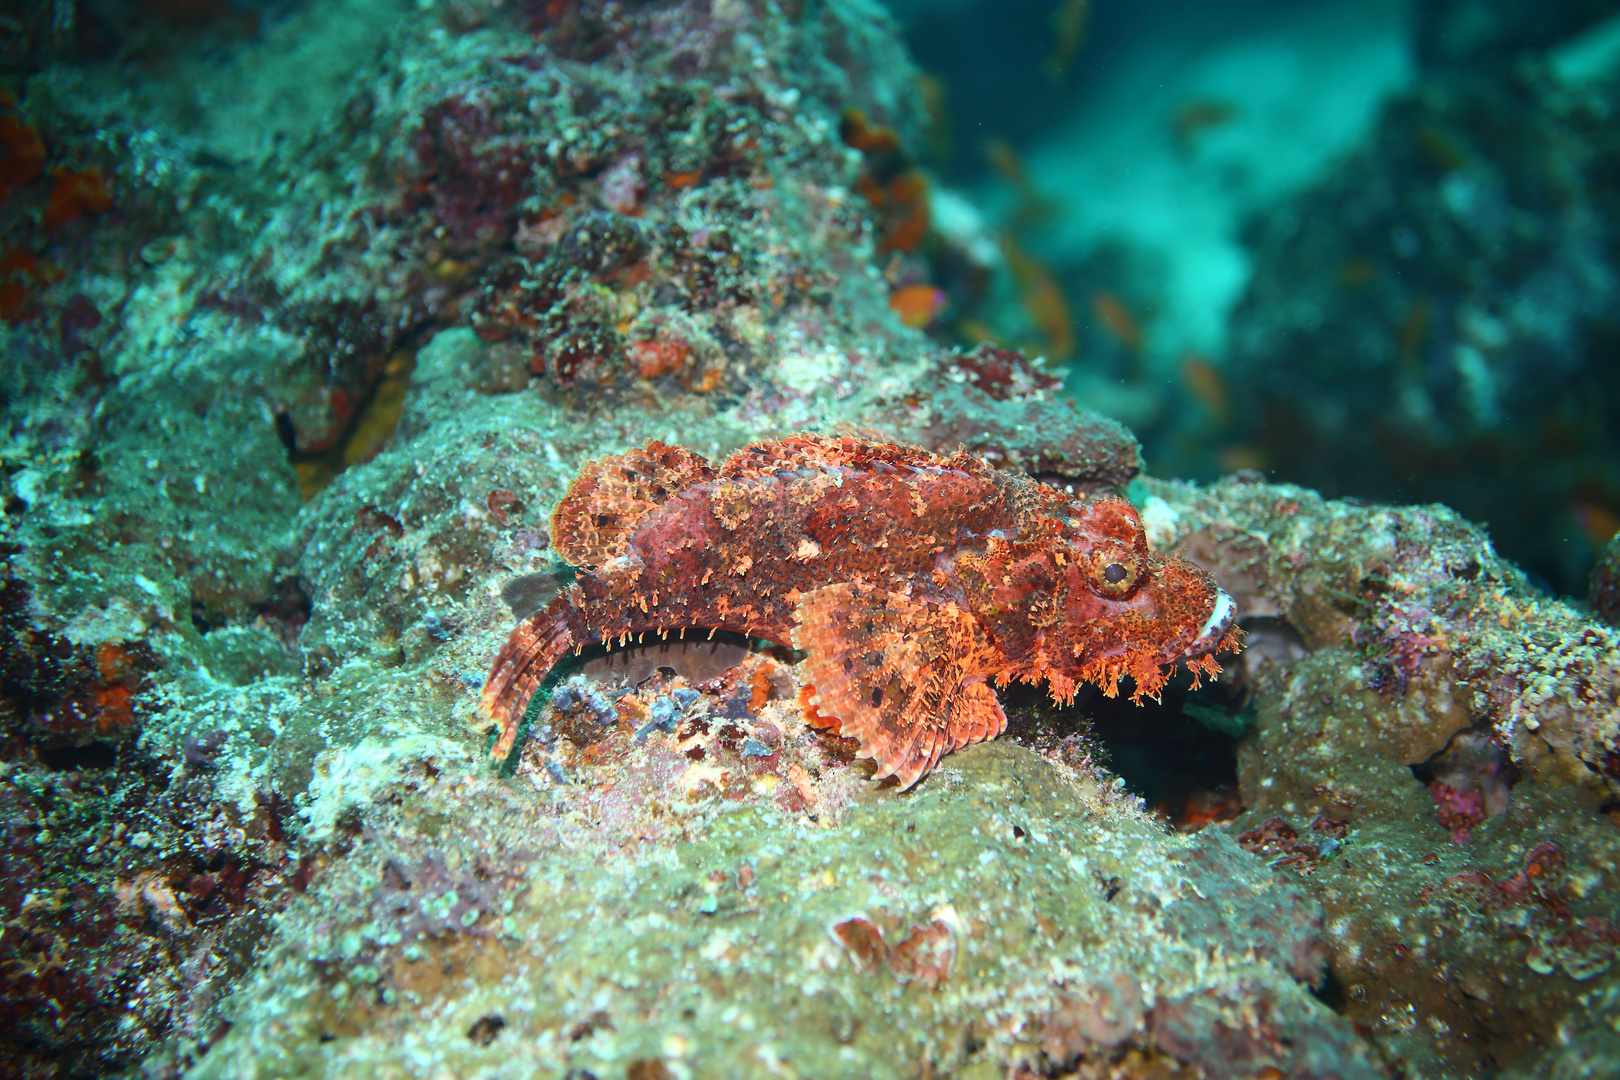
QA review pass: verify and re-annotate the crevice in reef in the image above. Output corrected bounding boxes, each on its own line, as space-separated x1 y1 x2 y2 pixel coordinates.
1410 726 1521 844
36 740 120 771
1090 677 1247 829
280 321 444 501
1311 966 1351 1013
1000 671 1248 829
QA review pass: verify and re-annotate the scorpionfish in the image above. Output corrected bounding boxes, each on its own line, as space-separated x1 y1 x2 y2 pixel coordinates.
482 435 1240 789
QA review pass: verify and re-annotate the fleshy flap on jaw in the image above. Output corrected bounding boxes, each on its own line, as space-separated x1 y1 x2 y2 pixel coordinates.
1185 587 1237 658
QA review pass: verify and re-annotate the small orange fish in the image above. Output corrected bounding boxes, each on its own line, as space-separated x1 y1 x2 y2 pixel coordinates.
1001 236 1074 361
889 284 948 329
1336 257 1378 289
840 108 901 156
1416 125 1468 173
1218 444 1269 474
915 72 954 164
955 318 1004 349
1042 0 1091 85
1575 503 1620 548
1171 100 1237 148
985 139 1058 229
985 138 1030 191
844 109 930 253
1397 300 1431 372
879 171 930 253
1091 290 1143 356
1180 354 1231 428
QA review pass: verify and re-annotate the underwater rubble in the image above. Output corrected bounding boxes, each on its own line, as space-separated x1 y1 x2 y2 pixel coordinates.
0 0 1618 1078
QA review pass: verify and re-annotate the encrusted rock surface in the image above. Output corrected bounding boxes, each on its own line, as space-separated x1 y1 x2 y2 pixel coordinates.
1143 476 1620 1076
190 733 1375 1080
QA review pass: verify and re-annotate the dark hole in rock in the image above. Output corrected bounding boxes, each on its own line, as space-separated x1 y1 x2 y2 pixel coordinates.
467 1013 506 1045
1410 727 1520 844
333 806 364 838
253 578 313 629
260 789 296 843
1089 682 1246 828
1001 666 1247 830
1221 617 1308 707
1311 965 1350 1012
273 411 297 453
38 740 119 770
191 600 224 635
192 576 309 640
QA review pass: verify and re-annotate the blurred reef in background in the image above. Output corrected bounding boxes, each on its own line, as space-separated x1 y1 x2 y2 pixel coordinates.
2 0 1620 1078
891 0 1620 598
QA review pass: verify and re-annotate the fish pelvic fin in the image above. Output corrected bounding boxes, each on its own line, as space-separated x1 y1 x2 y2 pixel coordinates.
792 583 1007 791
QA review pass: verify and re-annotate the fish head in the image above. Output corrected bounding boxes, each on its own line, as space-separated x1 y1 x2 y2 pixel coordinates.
1048 496 1238 698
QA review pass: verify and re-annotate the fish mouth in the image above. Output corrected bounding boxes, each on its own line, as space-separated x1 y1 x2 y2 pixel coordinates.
1182 587 1236 658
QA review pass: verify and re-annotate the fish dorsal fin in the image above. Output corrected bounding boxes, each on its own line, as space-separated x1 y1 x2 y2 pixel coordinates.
792 584 1008 790
718 434 978 480
551 441 715 569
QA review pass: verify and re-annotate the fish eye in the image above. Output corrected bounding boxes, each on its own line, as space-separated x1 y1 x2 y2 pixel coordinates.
1086 548 1142 597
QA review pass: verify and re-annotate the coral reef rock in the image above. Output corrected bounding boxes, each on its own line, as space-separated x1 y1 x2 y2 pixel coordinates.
194 734 1374 1080
1144 475 1620 1076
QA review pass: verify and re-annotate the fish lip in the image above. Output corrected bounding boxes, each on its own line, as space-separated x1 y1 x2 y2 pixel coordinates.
1182 587 1236 658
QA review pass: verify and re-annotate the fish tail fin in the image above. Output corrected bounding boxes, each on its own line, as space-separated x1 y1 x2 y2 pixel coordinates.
482 597 576 761
551 440 716 569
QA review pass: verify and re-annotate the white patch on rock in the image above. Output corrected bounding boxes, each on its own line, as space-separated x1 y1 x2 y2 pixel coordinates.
302 735 475 843
1137 494 1182 551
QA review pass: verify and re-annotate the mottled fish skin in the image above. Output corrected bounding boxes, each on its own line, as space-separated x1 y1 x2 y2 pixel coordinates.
482 435 1240 788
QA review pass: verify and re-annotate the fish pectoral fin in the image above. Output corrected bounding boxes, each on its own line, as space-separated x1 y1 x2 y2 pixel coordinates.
791 583 1007 790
